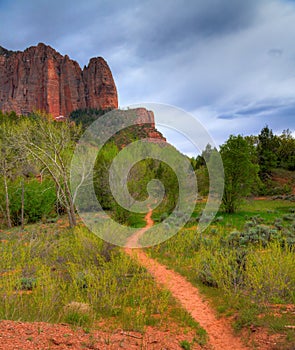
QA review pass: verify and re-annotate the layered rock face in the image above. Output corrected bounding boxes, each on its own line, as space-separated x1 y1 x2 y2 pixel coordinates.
0 43 118 117
133 108 155 127
132 108 166 142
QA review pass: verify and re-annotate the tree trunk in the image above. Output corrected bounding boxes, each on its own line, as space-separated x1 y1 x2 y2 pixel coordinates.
65 199 76 228
21 177 25 230
66 206 75 228
3 168 12 228
55 180 76 228
69 202 77 227
64 180 77 227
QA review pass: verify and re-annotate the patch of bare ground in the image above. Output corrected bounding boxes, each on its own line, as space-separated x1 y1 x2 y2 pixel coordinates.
0 320 202 349
240 325 290 350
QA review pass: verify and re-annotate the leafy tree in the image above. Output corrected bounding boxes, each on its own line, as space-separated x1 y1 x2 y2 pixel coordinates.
220 135 260 213
202 143 214 162
277 129 295 170
5 178 56 225
0 113 44 228
0 114 23 227
244 135 259 148
19 114 81 227
93 142 119 210
0 119 14 227
195 166 209 196
191 144 215 171
93 139 181 224
207 148 224 196
244 135 259 164
193 144 221 196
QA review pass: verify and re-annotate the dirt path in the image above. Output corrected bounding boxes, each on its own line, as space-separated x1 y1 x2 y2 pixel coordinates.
126 207 154 248
125 212 249 350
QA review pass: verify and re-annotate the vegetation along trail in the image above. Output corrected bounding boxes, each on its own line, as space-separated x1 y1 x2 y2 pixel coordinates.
125 211 249 350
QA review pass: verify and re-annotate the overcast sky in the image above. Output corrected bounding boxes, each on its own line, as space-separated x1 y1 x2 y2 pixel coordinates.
1 0 295 155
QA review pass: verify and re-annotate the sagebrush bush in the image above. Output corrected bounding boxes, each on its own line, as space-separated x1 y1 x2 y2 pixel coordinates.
244 242 295 303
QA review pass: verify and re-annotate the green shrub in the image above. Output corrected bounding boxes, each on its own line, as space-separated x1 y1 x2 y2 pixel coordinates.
64 310 92 327
282 214 295 221
19 277 37 291
2 178 57 226
179 340 191 350
244 243 295 303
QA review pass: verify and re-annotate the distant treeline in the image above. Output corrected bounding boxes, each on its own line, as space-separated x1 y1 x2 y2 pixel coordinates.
191 126 295 173
191 126 295 211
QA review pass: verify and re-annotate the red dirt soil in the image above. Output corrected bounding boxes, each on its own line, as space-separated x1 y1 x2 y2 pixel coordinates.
0 320 203 349
271 174 295 194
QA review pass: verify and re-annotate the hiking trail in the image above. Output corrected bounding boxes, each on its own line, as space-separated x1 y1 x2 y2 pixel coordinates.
125 210 249 350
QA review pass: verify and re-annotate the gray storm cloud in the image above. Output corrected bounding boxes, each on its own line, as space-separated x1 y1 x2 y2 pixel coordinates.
0 0 294 150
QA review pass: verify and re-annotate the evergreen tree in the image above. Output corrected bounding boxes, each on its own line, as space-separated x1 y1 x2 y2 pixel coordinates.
257 126 279 178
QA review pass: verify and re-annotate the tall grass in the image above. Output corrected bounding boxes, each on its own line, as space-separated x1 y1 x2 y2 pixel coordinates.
0 223 189 332
245 242 295 303
147 199 295 335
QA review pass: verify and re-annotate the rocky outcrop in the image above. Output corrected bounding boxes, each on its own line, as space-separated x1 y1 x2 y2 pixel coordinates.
133 108 166 142
133 108 155 128
115 108 166 144
0 43 118 117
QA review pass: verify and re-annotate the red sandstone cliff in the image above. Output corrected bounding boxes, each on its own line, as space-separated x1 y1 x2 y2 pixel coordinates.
0 43 118 117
